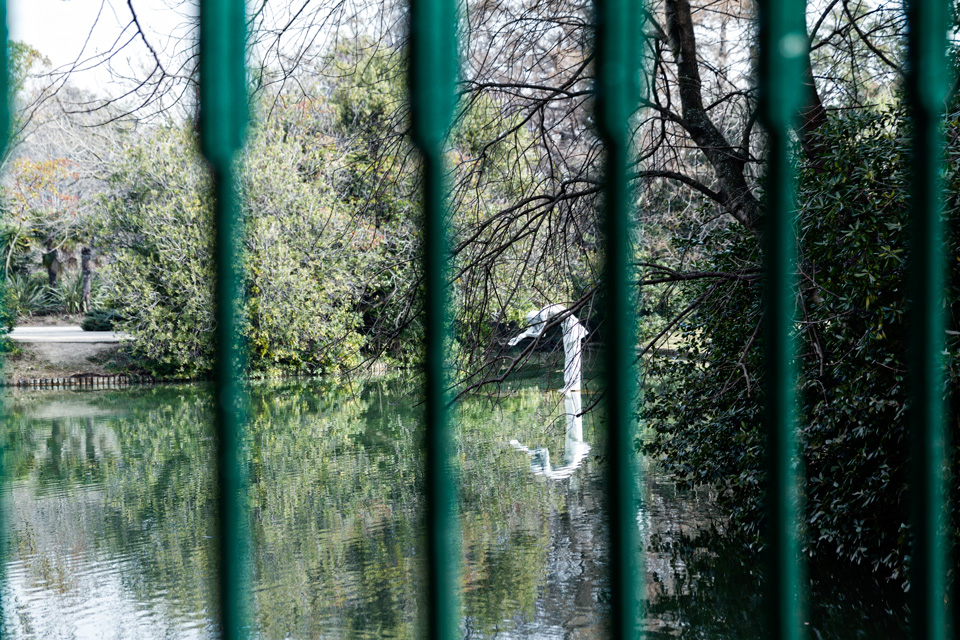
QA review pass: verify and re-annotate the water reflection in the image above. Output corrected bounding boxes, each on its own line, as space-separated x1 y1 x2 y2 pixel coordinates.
0 380 907 639
509 391 590 480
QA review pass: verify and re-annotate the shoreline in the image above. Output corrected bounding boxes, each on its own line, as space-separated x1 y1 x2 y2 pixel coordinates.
1 340 393 389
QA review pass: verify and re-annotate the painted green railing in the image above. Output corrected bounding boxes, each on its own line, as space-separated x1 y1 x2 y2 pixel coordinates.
408 0 460 636
0 1 8 632
594 0 643 634
904 0 950 636
198 1 251 638
0 0 952 636
758 0 806 636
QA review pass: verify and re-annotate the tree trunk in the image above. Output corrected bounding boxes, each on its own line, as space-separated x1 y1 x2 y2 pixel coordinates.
798 53 829 166
43 238 60 288
665 0 763 230
81 246 94 313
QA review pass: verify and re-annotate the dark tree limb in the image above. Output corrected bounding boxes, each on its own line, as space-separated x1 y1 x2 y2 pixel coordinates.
664 0 762 230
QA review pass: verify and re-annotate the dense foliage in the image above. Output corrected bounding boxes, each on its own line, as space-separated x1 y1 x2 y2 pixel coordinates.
96 104 376 378
643 107 960 585
85 42 586 379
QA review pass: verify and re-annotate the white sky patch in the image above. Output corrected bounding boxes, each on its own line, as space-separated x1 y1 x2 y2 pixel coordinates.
8 0 195 94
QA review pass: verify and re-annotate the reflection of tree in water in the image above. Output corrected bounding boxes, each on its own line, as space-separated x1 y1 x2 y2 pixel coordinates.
248 379 418 638
0 379 589 638
460 388 609 638
635 444 910 640
2 409 124 609
2 381 907 638
643 528 909 639
1 408 118 490
644 531 764 639
1 386 215 635
2 411 121 600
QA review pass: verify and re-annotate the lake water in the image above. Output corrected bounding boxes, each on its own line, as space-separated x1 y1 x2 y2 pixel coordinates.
0 377 907 638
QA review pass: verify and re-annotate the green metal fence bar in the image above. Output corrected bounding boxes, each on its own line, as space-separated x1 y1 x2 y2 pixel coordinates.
198 1 251 638
408 0 460 636
594 0 642 635
0 0 7 632
905 0 949 634
0 1 6 157
757 0 806 637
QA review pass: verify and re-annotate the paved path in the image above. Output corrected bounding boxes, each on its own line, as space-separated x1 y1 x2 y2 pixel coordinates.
9 326 128 343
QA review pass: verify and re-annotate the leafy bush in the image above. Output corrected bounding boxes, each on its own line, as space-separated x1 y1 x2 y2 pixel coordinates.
643 108 960 586
0 225 37 276
82 308 124 331
3 272 56 318
96 118 372 378
89 43 593 378
53 270 87 315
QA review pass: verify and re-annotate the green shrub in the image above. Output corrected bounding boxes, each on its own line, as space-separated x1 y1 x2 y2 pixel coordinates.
81 308 124 331
96 120 371 378
643 108 960 586
3 272 56 318
0 335 20 356
53 270 87 315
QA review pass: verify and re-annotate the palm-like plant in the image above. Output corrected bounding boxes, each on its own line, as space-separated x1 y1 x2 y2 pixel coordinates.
54 271 87 314
4 273 55 318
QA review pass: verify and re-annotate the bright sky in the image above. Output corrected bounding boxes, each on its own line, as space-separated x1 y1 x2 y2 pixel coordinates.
8 0 194 93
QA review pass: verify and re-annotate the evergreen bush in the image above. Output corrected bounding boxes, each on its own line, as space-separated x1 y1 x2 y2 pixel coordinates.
643 108 960 586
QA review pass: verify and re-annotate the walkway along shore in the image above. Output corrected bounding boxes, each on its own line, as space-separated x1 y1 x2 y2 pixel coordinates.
2 325 138 388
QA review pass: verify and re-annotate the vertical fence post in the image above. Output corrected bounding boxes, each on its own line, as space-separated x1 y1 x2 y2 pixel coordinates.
0 1 6 165
904 0 949 635
0 0 7 631
408 0 460 637
594 0 642 635
198 1 250 638
757 0 806 637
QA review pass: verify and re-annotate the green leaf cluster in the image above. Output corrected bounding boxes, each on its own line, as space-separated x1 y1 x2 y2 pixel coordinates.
643 107 960 585
96 99 373 378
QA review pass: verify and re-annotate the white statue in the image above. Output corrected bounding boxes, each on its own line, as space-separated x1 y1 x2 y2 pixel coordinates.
510 391 590 480
508 304 588 392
